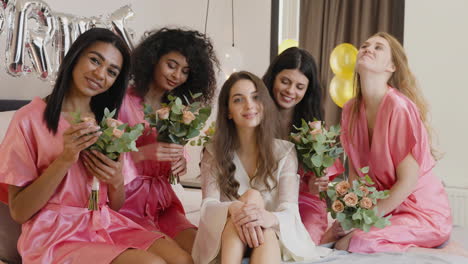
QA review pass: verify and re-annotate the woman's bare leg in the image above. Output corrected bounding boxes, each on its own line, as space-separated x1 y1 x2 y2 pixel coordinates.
221 218 246 264
250 228 281 264
408 240 468 257
334 231 354 251
111 248 166 264
147 235 194 264
174 228 197 254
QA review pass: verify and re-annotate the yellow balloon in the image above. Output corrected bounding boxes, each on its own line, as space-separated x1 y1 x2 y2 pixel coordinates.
329 75 355 108
278 39 299 55
329 43 358 79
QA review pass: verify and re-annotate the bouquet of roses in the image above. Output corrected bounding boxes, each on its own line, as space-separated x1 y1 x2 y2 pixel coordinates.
144 93 211 184
72 108 144 210
190 121 215 147
327 167 392 232
290 119 343 198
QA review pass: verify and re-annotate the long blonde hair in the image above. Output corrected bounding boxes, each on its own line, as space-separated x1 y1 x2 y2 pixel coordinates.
348 32 438 159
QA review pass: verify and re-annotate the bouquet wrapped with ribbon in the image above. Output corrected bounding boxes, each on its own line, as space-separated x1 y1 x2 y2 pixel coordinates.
290 119 343 198
327 167 392 232
72 108 144 210
144 93 211 184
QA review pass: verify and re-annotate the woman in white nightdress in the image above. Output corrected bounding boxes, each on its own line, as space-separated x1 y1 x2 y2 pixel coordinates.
192 71 331 264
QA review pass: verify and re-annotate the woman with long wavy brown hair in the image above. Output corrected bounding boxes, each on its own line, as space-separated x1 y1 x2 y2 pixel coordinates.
335 32 467 256
192 71 330 263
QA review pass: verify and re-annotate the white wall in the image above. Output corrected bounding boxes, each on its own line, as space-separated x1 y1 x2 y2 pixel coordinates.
404 0 468 188
0 0 271 98
0 0 271 181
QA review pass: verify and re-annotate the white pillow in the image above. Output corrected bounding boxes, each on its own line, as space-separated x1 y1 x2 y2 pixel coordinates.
0 111 16 142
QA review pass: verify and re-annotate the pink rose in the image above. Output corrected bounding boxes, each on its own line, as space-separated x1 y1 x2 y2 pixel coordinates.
106 118 123 128
332 200 344 213
359 186 370 196
359 197 373 209
156 107 170 120
335 181 350 196
182 111 196 125
344 192 358 207
308 120 322 131
112 128 124 138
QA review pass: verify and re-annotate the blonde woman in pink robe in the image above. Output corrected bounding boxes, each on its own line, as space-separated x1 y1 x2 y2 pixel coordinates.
336 32 466 256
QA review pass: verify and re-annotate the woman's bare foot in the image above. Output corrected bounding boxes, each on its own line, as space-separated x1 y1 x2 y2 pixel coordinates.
408 240 468 257
440 240 468 257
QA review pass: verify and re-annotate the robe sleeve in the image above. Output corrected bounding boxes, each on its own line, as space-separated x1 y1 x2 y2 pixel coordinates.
0 112 38 203
388 105 419 168
192 145 233 264
271 144 331 261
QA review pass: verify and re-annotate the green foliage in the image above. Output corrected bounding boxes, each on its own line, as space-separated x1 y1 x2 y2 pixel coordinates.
290 119 343 178
74 108 144 160
144 93 212 146
190 121 216 147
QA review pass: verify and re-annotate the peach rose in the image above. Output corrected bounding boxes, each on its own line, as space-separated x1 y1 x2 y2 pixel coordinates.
359 186 370 196
335 181 350 196
112 128 124 138
291 134 302 143
359 197 373 209
182 111 196 125
204 125 215 137
156 107 170 120
310 128 323 137
331 200 344 213
106 118 123 128
344 192 358 207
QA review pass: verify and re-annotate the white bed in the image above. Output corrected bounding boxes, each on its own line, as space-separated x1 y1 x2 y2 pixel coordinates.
177 186 468 264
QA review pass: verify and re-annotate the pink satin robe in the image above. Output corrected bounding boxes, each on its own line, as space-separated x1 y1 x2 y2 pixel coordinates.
298 160 344 244
0 97 162 264
117 90 195 238
340 87 452 253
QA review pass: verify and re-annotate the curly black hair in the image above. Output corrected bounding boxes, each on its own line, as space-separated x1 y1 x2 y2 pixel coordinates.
262 47 323 131
130 27 219 105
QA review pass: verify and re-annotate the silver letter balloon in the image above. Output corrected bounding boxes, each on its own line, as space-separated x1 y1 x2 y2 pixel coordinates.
1 0 135 81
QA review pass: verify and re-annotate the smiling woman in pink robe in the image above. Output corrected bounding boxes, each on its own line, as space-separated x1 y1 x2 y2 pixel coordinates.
0 28 173 264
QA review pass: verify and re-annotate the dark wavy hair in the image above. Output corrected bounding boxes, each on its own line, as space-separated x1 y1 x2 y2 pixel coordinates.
213 71 280 200
262 47 323 133
130 27 219 105
44 28 131 134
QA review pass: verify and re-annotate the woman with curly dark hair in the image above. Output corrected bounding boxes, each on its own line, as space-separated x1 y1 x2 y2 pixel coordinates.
117 27 218 258
262 47 344 245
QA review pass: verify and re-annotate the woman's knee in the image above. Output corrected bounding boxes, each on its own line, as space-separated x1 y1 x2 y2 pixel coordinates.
262 228 278 243
239 189 264 207
222 218 237 237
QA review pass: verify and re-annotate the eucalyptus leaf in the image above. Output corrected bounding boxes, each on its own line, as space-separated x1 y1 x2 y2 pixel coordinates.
311 153 323 167
360 166 370 174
